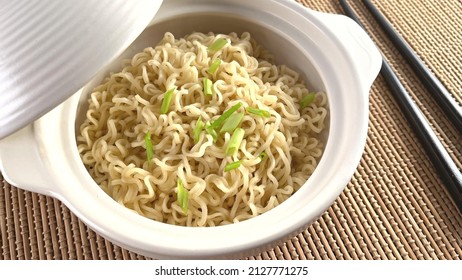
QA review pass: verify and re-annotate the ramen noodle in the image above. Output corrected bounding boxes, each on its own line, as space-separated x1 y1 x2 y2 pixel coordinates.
77 32 328 227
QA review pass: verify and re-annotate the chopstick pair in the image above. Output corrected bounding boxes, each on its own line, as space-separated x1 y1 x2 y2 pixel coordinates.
362 0 462 133
339 0 462 213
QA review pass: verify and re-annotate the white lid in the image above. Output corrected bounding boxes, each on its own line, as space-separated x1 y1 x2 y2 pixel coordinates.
0 0 162 139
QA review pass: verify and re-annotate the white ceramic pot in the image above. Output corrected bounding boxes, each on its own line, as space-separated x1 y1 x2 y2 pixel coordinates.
0 0 381 259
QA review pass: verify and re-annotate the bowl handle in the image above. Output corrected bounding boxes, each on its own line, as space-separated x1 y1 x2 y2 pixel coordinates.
312 11 382 91
0 124 53 195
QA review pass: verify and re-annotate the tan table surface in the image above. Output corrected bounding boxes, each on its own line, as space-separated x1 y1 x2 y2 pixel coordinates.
1 0 461 259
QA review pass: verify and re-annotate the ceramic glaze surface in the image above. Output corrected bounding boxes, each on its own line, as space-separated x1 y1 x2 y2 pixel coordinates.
0 0 162 139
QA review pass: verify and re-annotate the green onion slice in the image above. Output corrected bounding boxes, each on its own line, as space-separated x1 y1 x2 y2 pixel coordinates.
208 38 227 52
210 103 243 130
203 77 213 96
208 59 221 75
246 107 271 118
177 179 189 215
226 128 245 156
300 92 316 109
220 111 244 134
258 151 268 162
224 160 242 172
193 116 205 144
160 87 176 114
144 131 154 163
205 121 218 142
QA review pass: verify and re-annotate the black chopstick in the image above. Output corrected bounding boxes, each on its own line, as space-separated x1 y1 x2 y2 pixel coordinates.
339 0 462 213
363 0 462 135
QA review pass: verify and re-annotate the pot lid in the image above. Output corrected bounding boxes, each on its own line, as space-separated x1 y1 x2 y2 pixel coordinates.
0 0 162 139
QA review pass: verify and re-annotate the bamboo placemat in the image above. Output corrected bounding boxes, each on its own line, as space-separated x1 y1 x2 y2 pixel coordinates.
1 0 461 260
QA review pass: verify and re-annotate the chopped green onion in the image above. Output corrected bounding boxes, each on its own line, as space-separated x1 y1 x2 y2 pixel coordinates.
203 77 213 96
246 107 271 118
177 179 189 215
224 160 242 172
160 87 176 114
210 103 243 130
208 38 227 52
144 131 154 163
226 128 245 156
258 151 268 162
193 116 205 144
300 92 316 109
220 112 244 134
205 121 218 142
208 59 221 75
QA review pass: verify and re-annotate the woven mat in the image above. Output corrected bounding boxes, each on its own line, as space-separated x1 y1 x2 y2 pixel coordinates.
1 0 461 260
